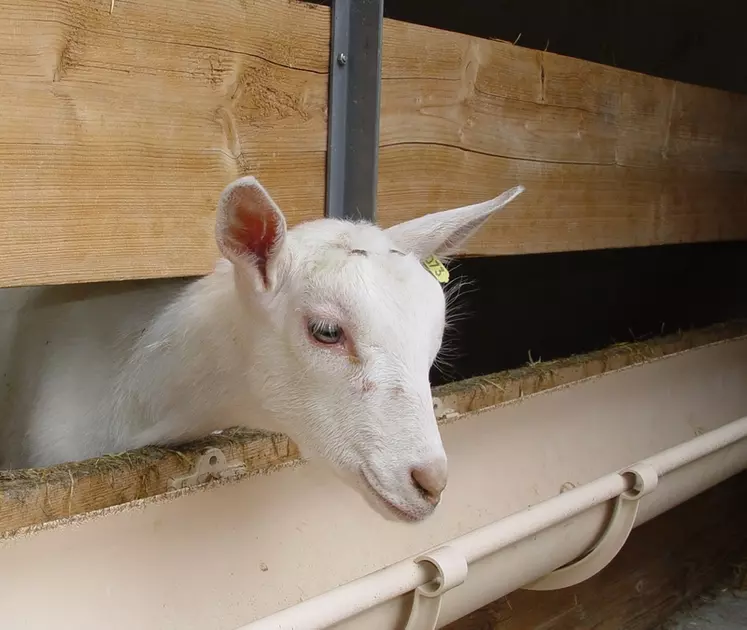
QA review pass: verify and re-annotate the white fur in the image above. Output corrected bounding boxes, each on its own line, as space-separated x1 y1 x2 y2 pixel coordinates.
0 177 524 522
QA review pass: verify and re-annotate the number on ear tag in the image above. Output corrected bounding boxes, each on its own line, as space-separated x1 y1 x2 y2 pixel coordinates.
422 255 449 284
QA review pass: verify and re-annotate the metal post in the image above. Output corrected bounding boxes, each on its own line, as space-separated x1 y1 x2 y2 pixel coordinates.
324 0 384 222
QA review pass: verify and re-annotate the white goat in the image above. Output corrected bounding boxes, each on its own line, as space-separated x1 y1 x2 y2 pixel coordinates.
0 176 524 522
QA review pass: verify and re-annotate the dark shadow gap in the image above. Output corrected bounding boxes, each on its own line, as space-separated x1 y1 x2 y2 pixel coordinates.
430 241 747 385
307 0 747 95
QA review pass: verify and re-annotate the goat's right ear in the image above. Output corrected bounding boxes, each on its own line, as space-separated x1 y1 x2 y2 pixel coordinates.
385 185 525 261
215 176 287 291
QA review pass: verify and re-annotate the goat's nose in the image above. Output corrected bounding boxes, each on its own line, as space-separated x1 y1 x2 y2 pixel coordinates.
411 459 448 505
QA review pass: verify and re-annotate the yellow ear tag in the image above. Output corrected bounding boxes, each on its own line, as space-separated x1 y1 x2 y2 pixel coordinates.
422 255 449 284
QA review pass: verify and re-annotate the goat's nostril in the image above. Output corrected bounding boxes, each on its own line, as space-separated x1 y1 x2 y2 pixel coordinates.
411 462 448 506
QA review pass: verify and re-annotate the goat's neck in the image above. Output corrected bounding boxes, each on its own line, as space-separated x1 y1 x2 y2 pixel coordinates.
116 259 277 448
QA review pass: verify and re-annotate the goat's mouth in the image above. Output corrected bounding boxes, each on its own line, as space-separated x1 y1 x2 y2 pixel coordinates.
359 468 432 523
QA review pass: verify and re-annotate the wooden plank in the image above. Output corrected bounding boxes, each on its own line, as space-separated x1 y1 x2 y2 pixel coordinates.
2 320 745 536
444 469 747 630
1 1 747 286
375 23 747 255
0 0 330 287
0 427 302 538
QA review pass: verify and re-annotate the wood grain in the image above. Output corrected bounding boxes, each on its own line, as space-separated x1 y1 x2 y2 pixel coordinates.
1 1 746 286
376 23 747 255
2 320 744 536
445 470 747 630
0 0 330 287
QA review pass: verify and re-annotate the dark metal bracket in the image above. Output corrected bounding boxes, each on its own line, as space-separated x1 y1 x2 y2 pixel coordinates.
324 0 384 222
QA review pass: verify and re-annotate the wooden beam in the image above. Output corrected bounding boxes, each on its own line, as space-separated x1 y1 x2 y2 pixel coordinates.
0 0 330 287
1 1 746 286
2 320 745 536
444 470 747 630
376 23 747 255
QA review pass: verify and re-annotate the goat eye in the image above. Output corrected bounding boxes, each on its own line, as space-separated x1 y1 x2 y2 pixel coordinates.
308 320 343 345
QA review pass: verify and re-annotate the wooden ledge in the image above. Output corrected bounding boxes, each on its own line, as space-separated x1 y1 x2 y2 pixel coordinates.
1 319 746 536
432 319 747 417
2 0 747 286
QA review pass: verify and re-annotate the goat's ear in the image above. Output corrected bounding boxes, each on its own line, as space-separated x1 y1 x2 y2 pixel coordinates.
215 176 288 290
385 185 525 260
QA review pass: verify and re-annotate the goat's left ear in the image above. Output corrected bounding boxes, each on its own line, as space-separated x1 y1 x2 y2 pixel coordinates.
215 176 288 291
385 185 525 260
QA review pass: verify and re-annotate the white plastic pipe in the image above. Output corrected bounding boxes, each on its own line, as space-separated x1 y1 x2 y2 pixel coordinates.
240 415 747 630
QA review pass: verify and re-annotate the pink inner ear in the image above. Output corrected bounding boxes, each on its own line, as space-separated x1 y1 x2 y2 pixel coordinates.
229 189 281 287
